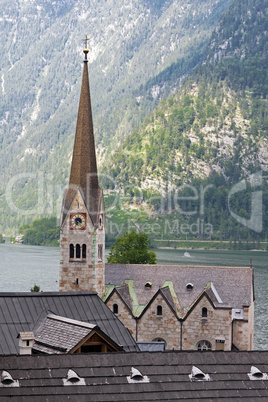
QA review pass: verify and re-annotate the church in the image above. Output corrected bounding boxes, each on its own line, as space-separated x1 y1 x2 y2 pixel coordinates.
59 42 254 352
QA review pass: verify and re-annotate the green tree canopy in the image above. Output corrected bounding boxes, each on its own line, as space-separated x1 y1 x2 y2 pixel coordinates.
19 217 59 246
30 284 41 292
107 231 157 264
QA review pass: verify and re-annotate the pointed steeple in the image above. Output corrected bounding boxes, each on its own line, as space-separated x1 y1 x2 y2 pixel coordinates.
69 42 98 191
61 41 101 226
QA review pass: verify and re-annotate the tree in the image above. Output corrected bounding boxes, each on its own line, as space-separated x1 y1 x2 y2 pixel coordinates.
19 217 59 246
107 231 157 264
30 284 41 292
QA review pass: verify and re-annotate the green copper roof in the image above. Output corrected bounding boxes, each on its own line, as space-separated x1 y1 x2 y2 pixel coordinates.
102 285 115 302
124 280 146 317
161 281 181 317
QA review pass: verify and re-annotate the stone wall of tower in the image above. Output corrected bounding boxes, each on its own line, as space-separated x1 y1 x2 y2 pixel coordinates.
59 190 105 296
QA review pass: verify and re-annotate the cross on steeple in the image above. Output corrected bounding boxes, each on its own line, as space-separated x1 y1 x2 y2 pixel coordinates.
83 34 89 50
83 35 89 61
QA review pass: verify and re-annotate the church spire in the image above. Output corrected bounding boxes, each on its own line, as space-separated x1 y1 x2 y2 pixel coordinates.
69 36 99 192
61 37 100 226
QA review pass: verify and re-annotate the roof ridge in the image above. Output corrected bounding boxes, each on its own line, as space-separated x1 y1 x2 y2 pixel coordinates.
0 291 98 297
47 314 97 330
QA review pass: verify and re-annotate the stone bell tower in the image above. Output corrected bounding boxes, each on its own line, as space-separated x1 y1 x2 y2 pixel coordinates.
59 37 105 296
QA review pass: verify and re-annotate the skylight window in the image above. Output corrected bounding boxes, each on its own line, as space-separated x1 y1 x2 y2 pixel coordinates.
189 366 210 382
127 367 150 383
145 282 152 288
248 366 268 380
186 283 193 290
63 369 86 386
0 371 19 387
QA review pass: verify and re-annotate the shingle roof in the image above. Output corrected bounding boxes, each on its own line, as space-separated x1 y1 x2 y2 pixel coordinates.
0 292 138 355
33 314 97 354
33 314 123 354
1 351 268 400
105 264 253 313
116 285 133 312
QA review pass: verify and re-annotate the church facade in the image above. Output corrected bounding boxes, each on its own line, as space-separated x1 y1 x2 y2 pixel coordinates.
59 44 254 352
104 264 254 351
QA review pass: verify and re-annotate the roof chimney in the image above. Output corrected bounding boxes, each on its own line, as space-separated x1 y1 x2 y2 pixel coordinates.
17 332 34 355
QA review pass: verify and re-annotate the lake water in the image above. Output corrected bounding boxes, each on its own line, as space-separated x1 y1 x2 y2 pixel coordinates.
0 244 267 350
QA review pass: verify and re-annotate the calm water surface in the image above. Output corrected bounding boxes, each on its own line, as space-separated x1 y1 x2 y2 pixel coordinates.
0 244 267 350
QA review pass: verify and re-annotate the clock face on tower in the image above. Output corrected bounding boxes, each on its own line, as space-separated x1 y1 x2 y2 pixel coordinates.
70 213 87 230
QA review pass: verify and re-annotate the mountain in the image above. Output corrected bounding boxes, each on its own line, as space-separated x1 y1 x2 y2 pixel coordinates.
101 0 268 242
103 0 267 185
0 0 232 234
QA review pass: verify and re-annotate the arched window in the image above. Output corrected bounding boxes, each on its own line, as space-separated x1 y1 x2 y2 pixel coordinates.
202 307 208 318
197 340 212 351
76 244 81 259
113 304 118 314
157 305 162 316
82 244 86 259
69 244 74 259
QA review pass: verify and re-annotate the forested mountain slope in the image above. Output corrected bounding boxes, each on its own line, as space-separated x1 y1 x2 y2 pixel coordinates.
103 0 267 188
101 0 268 243
0 0 231 234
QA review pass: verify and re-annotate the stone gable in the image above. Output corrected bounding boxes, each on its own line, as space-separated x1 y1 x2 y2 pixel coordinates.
182 294 232 350
137 293 181 349
106 292 136 339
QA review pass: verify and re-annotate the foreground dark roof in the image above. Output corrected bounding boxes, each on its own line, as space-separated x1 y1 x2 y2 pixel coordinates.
0 292 138 355
1 351 268 400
